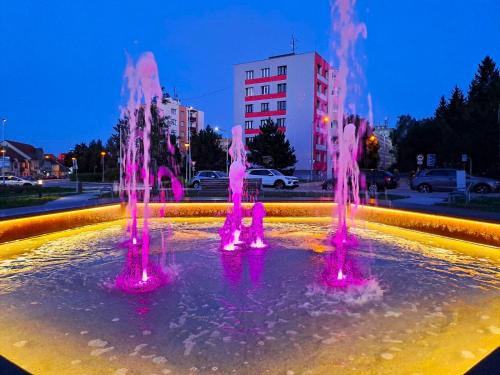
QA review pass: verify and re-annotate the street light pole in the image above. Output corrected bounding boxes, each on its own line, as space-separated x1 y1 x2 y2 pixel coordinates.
119 124 123 192
1 118 7 184
101 151 106 182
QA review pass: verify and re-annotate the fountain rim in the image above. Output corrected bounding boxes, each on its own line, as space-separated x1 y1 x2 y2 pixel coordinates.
0 202 498 248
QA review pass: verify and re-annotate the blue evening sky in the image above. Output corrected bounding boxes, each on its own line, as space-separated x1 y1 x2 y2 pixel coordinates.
1 0 499 153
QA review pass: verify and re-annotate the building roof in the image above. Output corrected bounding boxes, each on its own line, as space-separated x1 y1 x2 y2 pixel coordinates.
1 140 41 160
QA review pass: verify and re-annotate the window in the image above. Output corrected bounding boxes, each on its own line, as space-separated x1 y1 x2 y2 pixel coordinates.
260 119 269 127
171 108 177 115
278 65 287 75
261 85 270 95
277 83 287 93
245 120 253 129
261 68 270 77
426 169 455 177
261 102 269 112
245 104 253 113
246 70 254 80
277 101 286 110
245 87 254 96
317 83 321 93
276 118 286 127
250 169 272 176
317 64 322 75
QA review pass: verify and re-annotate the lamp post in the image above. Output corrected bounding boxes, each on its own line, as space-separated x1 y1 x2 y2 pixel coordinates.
184 143 190 182
1 118 7 184
72 157 79 192
100 151 106 182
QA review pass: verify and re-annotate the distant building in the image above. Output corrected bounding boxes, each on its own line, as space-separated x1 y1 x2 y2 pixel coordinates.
373 125 395 170
41 154 68 178
161 95 204 154
0 140 44 177
233 52 335 179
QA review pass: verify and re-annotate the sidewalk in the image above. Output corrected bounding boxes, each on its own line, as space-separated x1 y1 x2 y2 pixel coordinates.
0 192 115 219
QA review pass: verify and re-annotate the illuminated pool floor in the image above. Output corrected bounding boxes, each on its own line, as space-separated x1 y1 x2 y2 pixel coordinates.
0 220 499 374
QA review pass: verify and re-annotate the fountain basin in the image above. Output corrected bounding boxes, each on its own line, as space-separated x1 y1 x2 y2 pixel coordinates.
0 204 499 374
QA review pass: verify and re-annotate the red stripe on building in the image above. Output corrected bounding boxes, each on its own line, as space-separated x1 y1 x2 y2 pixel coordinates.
245 74 287 85
245 110 286 118
245 129 261 135
245 92 286 102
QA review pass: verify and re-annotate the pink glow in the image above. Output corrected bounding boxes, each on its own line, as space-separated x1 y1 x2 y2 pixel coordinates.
116 52 182 293
328 0 369 285
220 127 267 251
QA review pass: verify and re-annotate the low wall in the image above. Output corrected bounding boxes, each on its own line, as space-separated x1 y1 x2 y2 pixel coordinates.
0 202 498 247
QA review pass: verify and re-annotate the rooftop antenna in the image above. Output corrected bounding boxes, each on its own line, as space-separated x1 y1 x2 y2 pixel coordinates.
290 35 298 54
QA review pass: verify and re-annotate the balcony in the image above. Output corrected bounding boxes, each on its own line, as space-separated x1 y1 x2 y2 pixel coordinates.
317 73 328 85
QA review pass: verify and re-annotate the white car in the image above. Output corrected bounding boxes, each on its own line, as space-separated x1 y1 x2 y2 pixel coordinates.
246 169 299 189
1 176 41 186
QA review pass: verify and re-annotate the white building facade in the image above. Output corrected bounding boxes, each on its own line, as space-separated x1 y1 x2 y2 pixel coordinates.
233 52 334 179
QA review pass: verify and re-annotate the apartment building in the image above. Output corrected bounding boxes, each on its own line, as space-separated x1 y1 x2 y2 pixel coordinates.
233 52 334 178
161 96 204 153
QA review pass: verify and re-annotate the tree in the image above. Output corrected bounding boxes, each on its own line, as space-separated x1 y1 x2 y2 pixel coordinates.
247 119 297 173
467 56 500 175
190 125 226 171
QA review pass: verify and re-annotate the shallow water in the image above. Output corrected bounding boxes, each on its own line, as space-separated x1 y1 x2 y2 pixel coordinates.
0 220 499 374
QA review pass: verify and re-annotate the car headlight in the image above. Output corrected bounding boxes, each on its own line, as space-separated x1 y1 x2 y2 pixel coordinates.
37 180 43 185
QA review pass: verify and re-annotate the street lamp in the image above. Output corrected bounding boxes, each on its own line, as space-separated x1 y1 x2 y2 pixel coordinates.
311 116 330 182
100 151 106 182
71 156 79 192
184 143 190 182
1 118 7 184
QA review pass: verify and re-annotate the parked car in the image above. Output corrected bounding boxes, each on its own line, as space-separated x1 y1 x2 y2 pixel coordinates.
321 169 398 194
361 169 399 194
190 170 226 189
410 169 500 193
246 168 299 189
0 175 42 186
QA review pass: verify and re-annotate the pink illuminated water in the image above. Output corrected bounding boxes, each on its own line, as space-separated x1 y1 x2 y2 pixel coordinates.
328 0 369 284
116 52 183 293
220 126 267 251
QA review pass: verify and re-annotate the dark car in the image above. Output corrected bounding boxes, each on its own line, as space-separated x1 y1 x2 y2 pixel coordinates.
410 169 500 193
361 169 399 194
190 170 226 189
321 169 398 194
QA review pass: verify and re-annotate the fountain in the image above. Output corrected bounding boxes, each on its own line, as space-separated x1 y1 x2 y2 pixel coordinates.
327 0 369 284
220 125 267 251
115 52 183 293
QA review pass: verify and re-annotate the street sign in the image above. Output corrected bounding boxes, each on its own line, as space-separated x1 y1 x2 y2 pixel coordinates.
427 154 436 167
461 154 468 162
416 154 424 165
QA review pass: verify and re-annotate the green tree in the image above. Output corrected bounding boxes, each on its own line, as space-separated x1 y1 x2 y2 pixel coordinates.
467 56 500 175
247 119 297 173
190 125 226 171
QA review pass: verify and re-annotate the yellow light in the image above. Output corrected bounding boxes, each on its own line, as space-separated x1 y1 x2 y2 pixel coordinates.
184 143 190 149
1 202 499 249
100 151 106 157
322 116 330 123
71 157 76 161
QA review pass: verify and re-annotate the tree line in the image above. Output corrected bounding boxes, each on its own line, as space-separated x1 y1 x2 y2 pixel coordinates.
391 56 500 176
